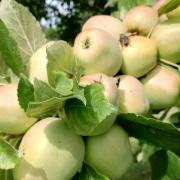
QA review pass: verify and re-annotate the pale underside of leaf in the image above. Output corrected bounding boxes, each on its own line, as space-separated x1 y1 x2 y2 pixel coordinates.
0 0 46 67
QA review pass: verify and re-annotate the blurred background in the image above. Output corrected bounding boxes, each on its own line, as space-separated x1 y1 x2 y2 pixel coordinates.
15 0 157 44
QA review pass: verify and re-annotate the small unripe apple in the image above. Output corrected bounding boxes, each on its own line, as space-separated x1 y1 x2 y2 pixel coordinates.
141 65 180 110
118 75 149 114
29 41 55 83
120 35 157 78
13 118 85 180
82 15 126 41
124 6 158 36
151 21 180 63
0 83 37 135
73 28 122 76
66 73 119 136
85 124 133 178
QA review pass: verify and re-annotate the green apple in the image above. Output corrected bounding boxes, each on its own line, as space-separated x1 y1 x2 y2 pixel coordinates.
0 83 37 134
82 15 126 41
118 75 149 114
141 65 180 110
73 28 122 76
124 6 158 36
151 21 180 63
120 35 157 78
85 124 133 178
13 118 85 180
29 41 55 83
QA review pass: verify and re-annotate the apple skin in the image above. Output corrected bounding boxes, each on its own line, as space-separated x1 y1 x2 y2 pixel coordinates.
141 65 180 110
73 28 122 77
0 83 37 135
29 41 55 83
151 21 180 63
13 118 85 180
85 124 133 178
121 35 157 78
123 6 158 36
118 75 149 114
82 15 126 41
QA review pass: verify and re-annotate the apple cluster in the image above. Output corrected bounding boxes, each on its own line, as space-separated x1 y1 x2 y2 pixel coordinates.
0 2 179 180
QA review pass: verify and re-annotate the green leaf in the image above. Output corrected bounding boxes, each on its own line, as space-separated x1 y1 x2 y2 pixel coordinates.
47 40 77 84
72 80 86 105
0 0 46 68
72 164 110 180
65 84 117 135
117 114 180 153
26 79 85 119
49 71 74 96
0 20 24 76
26 92 85 119
158 0 180 15
26 97 62 118
34 79 60 102
18 74 34 111
0 139 19 170
150 150 180 180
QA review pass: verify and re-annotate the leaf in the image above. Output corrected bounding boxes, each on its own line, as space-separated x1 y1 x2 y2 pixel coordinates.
18 74 34 111
0 139 19 170
49 71 74 96
26 79 85 119
47 40 77 84
26 92 85 119
0 20 24 76
150 150 180 180
26 97 62 118
0 0 46 67
65 84 117 135
117 114 180 153
158 0 180 15
34 79 60 102
72 164 110 180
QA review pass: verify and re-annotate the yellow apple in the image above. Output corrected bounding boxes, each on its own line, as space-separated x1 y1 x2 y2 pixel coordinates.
13 118 85 180
82 15 126 41
118 75 149 114
73 28 122 77
0 83 37 134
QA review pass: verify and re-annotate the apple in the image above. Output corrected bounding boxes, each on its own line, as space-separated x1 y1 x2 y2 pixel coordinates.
0 83 37 134
73 28 122 77
85 124 133 178
151 21 180 63
29 41 55 83
120 35 157 78
123 6 159 36
13 117 85 180
82 15 126 41
117 75 149 114
141 65 180 110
